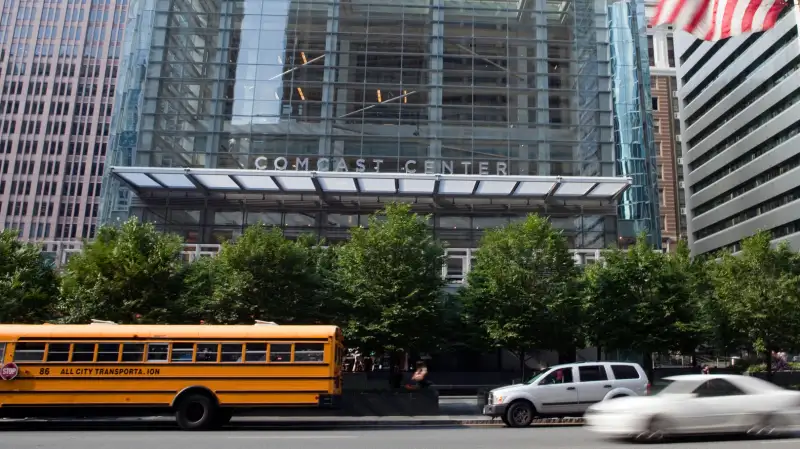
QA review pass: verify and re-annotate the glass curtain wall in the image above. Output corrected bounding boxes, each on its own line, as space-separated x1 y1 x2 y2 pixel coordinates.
103 0 621 251
111 0 613 176
608 0 660 245
131 204 619 249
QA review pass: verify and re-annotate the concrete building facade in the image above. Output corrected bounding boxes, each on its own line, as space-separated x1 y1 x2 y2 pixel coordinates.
0 0 128 260
674 8 800 256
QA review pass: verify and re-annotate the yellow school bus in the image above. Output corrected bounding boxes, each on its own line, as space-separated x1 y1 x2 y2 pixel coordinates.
0 323 344 430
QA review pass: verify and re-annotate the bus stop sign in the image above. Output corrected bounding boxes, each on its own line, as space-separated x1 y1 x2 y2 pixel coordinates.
1 362 19 380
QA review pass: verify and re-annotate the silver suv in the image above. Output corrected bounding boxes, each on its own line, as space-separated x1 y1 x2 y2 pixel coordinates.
483 361 650 427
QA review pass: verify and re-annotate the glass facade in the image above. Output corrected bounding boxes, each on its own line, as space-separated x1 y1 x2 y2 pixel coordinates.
608 0 660 245
103 0 623 250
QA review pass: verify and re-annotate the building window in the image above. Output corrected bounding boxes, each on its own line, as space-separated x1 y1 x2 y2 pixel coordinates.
667 37 675 67
647 35 655 65
658 188 665 206
651 96 659 111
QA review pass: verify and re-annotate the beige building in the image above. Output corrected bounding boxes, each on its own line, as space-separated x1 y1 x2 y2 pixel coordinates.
645 1 688 250
0 0 128 261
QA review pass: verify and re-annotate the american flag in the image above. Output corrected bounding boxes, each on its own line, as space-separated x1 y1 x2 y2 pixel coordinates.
649 0 790 41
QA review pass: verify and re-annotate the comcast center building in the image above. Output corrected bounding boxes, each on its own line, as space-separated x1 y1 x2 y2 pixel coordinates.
103 0 631 283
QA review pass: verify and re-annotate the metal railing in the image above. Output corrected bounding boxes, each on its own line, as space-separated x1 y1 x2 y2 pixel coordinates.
38 240 606 286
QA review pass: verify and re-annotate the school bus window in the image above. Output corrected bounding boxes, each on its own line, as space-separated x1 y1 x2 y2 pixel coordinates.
71 343 96 362
294 343 324 362
147 343 168 362
269 343 292 362
244 343 266 363
220 343 243 362
97 343 121 362
14 342 45 361
196 343 219 363
46 343 70 362
121 344 145 362
0 343 5 362
171 343 194 362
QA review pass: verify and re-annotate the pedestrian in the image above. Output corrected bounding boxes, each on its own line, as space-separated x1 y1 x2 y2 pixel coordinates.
406 360 432 390
702 364 710 375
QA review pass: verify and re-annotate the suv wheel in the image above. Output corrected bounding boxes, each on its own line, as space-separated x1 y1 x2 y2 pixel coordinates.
505 401 535 428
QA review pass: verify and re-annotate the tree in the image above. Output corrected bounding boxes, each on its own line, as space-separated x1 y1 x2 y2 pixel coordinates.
670 240 713 362
707 231 800 380
582 234 705 374
189 225 331 324
460 214 582 377
0 229 59 323
335 203 447 356
178 255 239 324
58 219 186 324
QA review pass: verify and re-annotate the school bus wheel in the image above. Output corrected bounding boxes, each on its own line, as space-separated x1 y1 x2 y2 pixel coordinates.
174 391 219 430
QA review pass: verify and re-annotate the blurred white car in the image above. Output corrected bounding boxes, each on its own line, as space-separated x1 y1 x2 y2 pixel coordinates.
584 374 800 442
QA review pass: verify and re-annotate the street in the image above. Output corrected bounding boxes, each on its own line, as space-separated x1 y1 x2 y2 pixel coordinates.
1 425 799 449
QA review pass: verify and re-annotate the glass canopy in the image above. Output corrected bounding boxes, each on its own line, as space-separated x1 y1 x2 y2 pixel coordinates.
110 167 631 201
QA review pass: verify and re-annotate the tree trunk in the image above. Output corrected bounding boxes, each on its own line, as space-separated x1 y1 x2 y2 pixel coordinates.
596 345 602 361
765 350 773 382
643 351 654 384
518 350 526 382
389 350 403 389
558 347 577 364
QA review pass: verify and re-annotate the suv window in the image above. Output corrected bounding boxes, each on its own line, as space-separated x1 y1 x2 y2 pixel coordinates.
693 379 745 397
578 365 608 382
540 367 574 384
611 364 640 380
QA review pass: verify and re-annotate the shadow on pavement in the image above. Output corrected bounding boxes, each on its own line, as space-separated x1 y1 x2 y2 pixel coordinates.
615 432 800 446
0 420 476 432
0 419 583 432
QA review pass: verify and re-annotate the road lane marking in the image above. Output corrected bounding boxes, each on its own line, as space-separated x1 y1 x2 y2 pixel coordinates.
228 435 359 440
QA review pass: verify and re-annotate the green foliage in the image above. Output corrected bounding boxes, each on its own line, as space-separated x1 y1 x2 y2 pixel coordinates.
707 231 800 357
334 203 447 353
0 229 59 323
746 362 800 374
582 234 705 356
461 214 582 355
58 219 186 324
10 203 800 363
188 225 333 324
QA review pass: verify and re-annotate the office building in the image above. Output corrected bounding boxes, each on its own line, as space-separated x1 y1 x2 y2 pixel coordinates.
99 0 661 283
609 0 661 249
644 0 687 251
0 0 128 258
675 8 800 256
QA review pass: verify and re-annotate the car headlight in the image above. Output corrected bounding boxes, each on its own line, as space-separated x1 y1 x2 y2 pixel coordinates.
495 395 504 404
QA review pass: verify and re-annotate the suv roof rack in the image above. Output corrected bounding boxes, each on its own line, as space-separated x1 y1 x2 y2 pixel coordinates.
89 319 118 325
